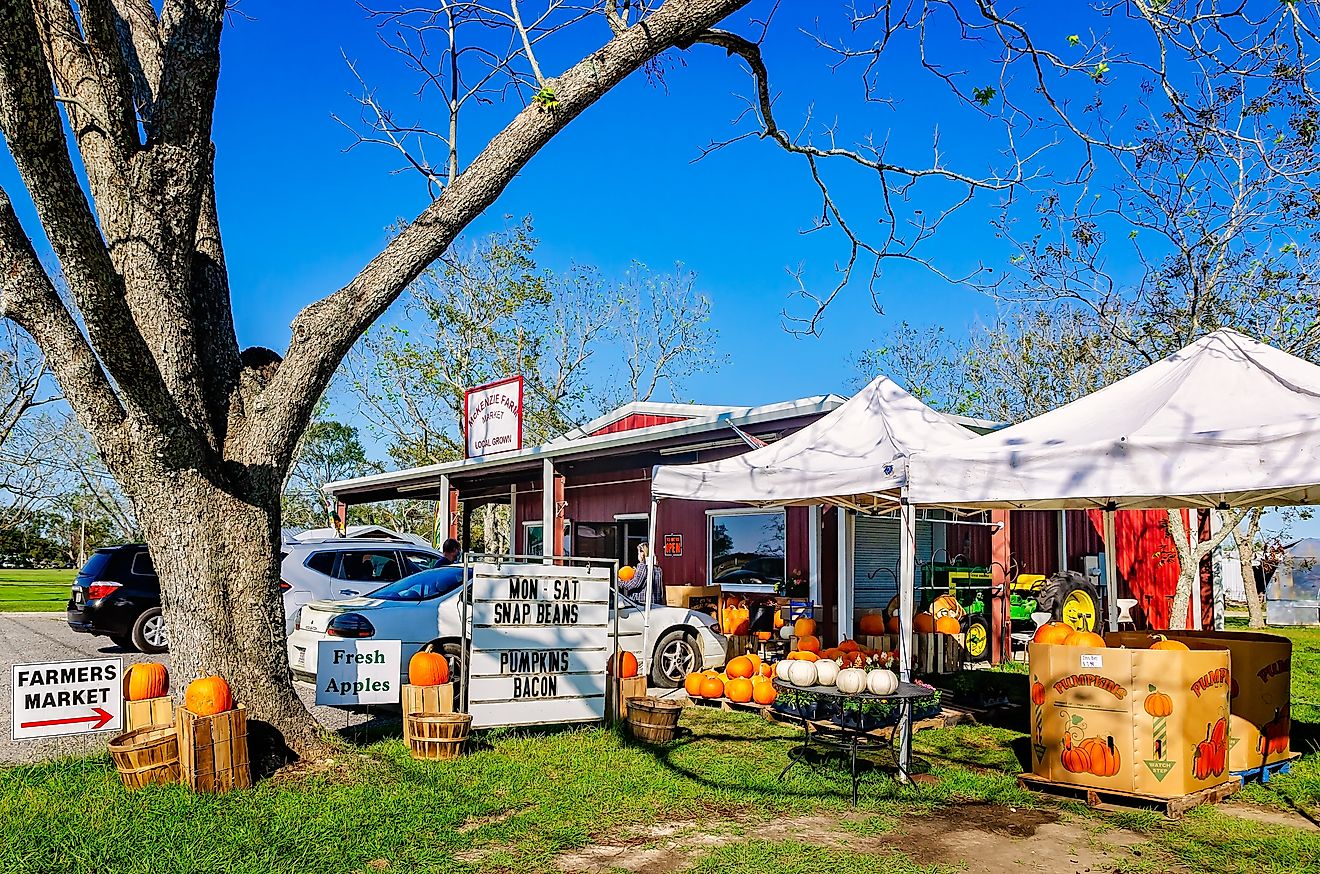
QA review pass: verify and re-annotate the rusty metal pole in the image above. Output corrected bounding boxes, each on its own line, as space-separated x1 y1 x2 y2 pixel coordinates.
990 510 1011 664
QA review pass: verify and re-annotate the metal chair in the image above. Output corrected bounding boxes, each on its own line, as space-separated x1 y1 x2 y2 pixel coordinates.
1116 598 1139 630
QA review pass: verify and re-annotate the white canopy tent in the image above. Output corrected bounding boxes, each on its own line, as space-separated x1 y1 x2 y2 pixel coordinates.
649 375 979 779
908 329 1320 627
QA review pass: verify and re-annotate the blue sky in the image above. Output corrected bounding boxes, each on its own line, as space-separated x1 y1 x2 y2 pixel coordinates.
202 2 1057 409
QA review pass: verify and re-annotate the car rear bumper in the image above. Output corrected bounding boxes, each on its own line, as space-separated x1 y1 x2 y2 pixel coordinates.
66 600 136 638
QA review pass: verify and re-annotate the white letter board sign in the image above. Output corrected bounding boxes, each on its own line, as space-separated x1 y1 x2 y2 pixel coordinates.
467 562 610 729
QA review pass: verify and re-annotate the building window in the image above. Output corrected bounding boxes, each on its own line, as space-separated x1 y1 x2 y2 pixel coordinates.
524 520 572 556
574 522 618 560
709 511 785 592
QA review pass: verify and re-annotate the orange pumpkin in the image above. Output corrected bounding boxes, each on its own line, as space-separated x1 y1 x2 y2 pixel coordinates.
934 615 961 635
819 648 844 661
1030 681 1046 707
726 656 754 679
1144 690 1173 717
1080 736 1120 777
1032 621 1074 645
725 677 754 703
886 614 901 634
618 565 636 582
752 679 777 705
913 612 936 634
755 631 772 641
930 593 964 620
759 662 774 678
797 635 821 654
1060 734 1090 774
1149 635 1190 651
184 675 233 717
793 617 817 638
684 673 705 696
1063 630 1107 648
607 651 639 678
838 639 861 653
745 653 762 673
409 650 451 686
795 650 819 662
124 662 168 701
857 614 886 636
699 675 724 699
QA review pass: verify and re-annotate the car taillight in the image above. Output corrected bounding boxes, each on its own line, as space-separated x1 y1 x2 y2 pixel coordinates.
279 580 291 593
326 612 375 638
86 582 121 600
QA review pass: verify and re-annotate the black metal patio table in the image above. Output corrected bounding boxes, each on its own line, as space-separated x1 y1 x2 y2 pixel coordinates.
771 679 936 805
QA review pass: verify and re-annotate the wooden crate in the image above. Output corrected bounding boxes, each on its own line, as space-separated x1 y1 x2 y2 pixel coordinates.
1017 772 1240 819
607 675 647 722
125 696 173 733
177 705 251 793
402 684 454 746
723 635 753 663
860 633 961 675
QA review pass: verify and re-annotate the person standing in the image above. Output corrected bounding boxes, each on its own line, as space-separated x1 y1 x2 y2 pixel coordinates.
623 542 664 608
436 538 461 567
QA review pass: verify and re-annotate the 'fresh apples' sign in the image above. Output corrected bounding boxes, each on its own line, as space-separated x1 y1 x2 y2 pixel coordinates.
464 376 523 458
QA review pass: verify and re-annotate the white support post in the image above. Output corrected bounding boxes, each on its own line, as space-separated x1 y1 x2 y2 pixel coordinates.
1103 509 1119 632
837 508 854 639
542 458 555 561
1210 509 1226 631
808 504 823 608
897 494 917 784
437 475 451 550
508 484 517 555
643 498 659 677
1057 509 1069 572
1190 510 1203 631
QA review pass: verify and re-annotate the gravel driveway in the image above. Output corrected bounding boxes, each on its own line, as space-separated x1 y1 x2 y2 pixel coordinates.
0 612 373 765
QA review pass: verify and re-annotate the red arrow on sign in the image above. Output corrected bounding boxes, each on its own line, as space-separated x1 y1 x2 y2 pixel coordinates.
20 707 114 731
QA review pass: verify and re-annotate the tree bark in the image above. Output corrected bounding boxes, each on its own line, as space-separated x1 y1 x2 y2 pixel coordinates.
131 465 332 764
1237 508 1267 628
1167 507 1248 631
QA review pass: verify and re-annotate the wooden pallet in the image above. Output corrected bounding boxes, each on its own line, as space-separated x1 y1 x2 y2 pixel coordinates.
687 695 766 715
1231 753 1301 785
1016 773 1240 819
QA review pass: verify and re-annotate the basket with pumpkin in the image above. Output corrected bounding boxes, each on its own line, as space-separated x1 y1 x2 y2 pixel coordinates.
176 674 250 793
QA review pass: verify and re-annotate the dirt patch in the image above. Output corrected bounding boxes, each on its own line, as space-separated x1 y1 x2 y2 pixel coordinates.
550 805 1160 874
1217 802 1320 831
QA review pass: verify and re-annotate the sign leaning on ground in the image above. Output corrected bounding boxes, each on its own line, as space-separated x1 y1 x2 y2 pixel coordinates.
11 657 123 740
468 561 611 729
315 640 402 706
464 375 524 458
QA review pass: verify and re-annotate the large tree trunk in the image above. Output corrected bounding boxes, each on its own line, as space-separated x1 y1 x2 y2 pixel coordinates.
132 466 332 768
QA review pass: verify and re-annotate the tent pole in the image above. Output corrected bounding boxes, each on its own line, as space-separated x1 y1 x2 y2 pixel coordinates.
643 498 658 678
1102 509 1119 632
837 509 854 640
897 493 916 784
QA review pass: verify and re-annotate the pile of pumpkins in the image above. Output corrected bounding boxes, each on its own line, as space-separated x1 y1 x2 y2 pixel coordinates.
779 617 898 668
774 653 900 696
684 653 778 705
1031 624 1192 651
857 594 964 637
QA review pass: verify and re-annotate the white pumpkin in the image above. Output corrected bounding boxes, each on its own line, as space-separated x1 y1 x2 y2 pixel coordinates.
788 659 818 688
779 625 795 640
774 659 794 682
813 659 840 687
835 667 868 695
866 668 899 696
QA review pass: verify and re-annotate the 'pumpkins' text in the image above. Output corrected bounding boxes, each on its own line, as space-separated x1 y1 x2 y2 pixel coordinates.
1052 673 1127 699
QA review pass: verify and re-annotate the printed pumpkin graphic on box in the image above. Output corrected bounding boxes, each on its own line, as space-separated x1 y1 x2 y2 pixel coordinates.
1031 638 1232 798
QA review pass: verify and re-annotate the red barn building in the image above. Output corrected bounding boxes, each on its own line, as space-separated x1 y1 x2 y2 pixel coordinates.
326 397 1220 652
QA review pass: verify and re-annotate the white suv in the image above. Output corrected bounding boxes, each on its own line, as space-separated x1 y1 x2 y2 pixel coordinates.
278 538 445 634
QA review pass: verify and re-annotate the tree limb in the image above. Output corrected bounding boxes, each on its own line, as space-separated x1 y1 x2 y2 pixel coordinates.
260 0 754 467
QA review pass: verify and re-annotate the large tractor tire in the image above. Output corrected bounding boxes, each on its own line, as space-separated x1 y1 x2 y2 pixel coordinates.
963 614 992 662
1037 571 1102 633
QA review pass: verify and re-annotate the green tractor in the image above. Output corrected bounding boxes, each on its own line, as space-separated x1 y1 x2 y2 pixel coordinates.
911 565 1103 662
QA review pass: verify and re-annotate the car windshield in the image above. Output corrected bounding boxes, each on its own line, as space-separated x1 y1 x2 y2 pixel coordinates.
367 567 466 602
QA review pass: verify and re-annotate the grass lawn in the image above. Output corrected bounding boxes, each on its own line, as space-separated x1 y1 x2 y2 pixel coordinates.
0 568 73 612
2 620 1318 873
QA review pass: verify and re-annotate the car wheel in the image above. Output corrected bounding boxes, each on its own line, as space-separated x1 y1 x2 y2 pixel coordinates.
440 641 466 704
131 607 168 654
650 629 700 688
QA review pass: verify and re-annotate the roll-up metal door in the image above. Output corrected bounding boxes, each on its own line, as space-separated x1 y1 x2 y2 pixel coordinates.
853 515 932 610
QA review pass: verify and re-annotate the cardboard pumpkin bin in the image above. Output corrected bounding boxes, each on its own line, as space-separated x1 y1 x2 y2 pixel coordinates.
1151 630 1293 774
1029 636 1232 799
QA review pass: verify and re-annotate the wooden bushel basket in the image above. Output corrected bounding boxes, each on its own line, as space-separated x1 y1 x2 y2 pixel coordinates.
177 705 251 793
124 696 174 733
626 696 682 744
108 725 180 789
407 712 473 761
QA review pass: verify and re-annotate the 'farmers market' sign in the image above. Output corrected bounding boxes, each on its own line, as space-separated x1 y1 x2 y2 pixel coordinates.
468 562 610 728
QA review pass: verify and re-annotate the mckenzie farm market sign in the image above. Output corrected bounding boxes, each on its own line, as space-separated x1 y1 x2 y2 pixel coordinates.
464 375 524 458
11 657 123 740
467 562 611 728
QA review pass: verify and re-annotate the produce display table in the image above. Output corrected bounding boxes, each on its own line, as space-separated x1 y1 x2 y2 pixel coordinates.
771 679 935 805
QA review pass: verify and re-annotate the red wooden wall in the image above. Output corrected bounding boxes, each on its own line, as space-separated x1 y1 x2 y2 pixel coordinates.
589 414 690 436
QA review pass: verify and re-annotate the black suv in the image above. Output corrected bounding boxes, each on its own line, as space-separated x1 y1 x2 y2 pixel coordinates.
66 544 166 654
